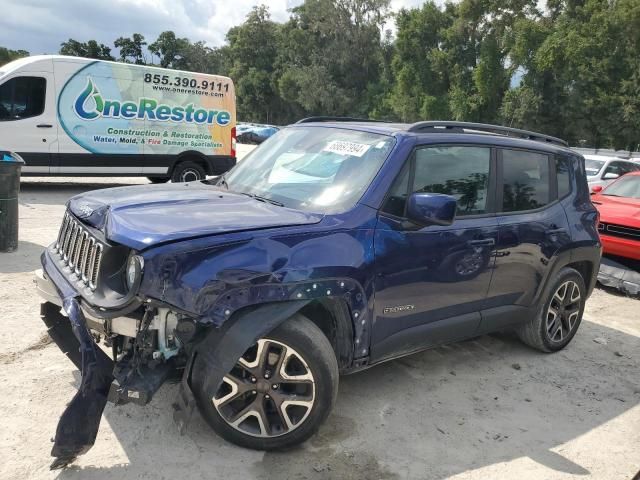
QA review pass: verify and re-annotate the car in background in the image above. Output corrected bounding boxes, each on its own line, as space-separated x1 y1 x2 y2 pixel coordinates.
236 123 280 144
584 155 640 192
592 172 640 260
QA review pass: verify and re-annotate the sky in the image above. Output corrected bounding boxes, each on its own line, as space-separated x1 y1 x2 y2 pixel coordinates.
0 0 431 55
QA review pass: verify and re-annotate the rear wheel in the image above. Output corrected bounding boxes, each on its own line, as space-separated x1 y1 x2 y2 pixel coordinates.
194 314 339 450
517 267 586 352
171 160 206 183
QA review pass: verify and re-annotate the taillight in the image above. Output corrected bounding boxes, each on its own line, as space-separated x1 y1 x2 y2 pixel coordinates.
231 126 237 158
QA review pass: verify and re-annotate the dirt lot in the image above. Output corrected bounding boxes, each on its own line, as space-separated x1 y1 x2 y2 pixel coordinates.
1 165 639 479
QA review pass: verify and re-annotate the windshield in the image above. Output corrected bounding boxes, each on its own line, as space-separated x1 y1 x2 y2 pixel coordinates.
602 175 640 199
585 159 605 176
222 126 396 213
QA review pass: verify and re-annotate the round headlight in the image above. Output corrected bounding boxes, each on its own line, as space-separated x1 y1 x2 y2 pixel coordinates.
125 255 143 289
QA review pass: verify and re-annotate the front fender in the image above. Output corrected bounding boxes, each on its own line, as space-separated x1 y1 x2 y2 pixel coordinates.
139 223 377 357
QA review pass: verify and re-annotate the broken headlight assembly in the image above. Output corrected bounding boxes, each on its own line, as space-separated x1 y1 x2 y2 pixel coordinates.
125 253 144 290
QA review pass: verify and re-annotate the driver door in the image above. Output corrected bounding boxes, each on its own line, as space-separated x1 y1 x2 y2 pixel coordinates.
371 145 499 362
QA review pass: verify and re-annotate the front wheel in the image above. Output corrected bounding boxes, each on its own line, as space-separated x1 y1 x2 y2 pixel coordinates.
194 314 339 450
517 267 586 352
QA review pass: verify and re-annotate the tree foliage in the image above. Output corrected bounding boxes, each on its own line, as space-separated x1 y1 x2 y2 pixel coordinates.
0 47 29 66
59 39 114 60
2 0 639 149
114 33 147 64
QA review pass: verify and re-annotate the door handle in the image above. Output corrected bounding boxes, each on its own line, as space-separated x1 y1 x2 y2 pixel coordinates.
37 124 53 128
467 238 495 247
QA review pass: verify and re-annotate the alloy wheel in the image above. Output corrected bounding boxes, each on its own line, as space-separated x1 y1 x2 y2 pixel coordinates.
213 338 315 438
546 280 581 343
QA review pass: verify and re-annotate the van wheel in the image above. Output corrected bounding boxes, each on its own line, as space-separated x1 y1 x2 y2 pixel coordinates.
194 314 339 450
516 267 586 352
147 177 168 184
171 161 206 183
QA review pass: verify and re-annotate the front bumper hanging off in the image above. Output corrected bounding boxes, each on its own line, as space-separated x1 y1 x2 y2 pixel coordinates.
37 253 114 470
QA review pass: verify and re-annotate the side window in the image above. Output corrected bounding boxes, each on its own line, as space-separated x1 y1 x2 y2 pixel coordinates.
500 149 550 212
413 146 491 216
619 162 636 175
604 162 622 177
0 76 46 121
556 155 572 199
382 146 492 217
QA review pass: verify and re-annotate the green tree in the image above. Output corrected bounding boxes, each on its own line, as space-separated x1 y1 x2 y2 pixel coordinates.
387 2 453 121
226 5 282 123
149 31 190 68
114 33 147 64
278 0 391 120
0 47 29 66
60 39 114 60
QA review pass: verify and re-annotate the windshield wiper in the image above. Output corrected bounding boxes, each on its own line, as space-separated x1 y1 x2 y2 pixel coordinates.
239 192 284 207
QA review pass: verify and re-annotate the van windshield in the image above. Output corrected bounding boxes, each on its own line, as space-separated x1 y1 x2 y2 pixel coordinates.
222 126 395 214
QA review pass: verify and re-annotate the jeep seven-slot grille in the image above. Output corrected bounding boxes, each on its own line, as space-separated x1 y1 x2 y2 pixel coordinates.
598 222 640 242
55 212 103 290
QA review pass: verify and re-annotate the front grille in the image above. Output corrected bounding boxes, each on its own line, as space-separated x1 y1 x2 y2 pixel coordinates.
599 222 640 242
55 212 104 290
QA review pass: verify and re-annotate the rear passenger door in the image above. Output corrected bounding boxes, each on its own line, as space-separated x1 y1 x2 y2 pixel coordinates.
481 148 572 332
371 145 499 362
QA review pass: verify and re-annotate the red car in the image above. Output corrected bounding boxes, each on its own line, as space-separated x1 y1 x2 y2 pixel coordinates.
591 171 640 260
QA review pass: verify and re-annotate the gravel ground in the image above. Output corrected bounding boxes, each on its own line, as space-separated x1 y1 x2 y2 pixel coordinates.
1 153 639 479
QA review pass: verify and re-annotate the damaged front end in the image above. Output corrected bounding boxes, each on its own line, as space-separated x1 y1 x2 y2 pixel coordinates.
36 229 198 469
37 267 196 468
36 192 371 469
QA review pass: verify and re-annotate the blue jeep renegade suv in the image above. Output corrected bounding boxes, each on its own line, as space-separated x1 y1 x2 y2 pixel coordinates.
36 119 601 467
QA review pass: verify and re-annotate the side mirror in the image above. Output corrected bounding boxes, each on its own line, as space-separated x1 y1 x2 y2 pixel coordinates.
591 185 603 194
602 172 619 180
406 192 457 227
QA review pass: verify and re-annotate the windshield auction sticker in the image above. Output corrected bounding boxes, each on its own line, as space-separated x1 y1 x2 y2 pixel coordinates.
323 140 371 157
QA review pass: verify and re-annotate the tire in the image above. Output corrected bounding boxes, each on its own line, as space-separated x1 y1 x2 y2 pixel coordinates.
147 176 169 184
516 267 586 352
194 314 339 450
171 160 206 183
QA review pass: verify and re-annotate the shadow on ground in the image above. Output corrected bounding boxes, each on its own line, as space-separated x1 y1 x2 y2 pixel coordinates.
51 319 639 480
0 241 47 273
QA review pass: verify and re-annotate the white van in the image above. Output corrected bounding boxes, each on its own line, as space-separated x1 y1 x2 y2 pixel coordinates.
0 55 236 182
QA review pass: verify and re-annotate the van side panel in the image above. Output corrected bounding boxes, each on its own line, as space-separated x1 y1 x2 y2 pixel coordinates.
0 56 236 177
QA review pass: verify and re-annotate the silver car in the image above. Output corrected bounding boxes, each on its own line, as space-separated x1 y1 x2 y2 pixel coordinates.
584 155 640 192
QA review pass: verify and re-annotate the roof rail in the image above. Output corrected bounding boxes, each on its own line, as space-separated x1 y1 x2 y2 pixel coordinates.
407 121 568 147
296 116 388 124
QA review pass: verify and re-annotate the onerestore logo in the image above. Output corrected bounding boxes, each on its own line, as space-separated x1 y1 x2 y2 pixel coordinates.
74 78 231 126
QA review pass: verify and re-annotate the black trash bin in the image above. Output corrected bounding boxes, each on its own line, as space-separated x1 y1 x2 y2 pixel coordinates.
0 151 25 252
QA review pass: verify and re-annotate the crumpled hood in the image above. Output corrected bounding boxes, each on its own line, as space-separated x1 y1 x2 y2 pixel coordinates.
593 195 640 229
67 182 322 250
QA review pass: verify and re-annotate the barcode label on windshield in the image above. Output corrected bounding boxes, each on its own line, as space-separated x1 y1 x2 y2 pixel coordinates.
323 140 370 157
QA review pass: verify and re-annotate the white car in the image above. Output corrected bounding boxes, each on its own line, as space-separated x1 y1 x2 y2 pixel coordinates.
584 154 640 192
